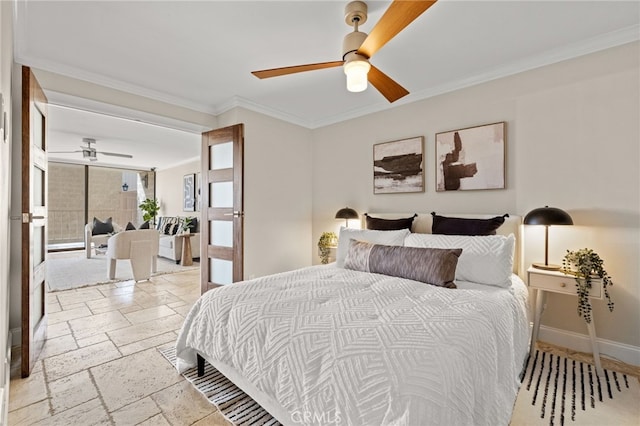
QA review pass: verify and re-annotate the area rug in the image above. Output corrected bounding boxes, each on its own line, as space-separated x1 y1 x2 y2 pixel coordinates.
511 349 640 425
159 346 280 426
47 250 199 291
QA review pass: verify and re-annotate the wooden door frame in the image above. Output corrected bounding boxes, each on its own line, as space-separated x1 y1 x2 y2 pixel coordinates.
200 124 244 293
21 66 48 377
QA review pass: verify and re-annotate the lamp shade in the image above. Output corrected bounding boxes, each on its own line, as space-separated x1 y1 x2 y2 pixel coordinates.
523 206 573 226
524 206 573 270
335 207 359 220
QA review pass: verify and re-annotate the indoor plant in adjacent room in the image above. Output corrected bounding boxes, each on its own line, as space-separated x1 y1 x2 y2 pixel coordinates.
180 217 193 234
318 232 338 264
139 198 160 227
561 248 614 324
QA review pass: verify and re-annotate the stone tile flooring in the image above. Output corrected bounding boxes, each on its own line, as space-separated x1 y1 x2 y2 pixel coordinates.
8 269 231 425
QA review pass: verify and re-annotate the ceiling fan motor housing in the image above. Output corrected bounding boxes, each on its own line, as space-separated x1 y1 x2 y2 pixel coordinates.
342 31 368 60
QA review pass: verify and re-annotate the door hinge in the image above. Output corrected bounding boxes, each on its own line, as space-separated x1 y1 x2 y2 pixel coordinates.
22 213 31 223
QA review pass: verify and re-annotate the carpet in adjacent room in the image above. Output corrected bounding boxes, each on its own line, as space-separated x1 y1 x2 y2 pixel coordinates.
47 250 199 291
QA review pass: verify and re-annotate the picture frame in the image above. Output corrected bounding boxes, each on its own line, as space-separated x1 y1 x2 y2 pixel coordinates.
373 136 424 194
435 122 505 192
183 173 196 211
195 172 201 212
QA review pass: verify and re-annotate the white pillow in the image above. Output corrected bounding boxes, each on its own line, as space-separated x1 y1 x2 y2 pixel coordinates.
336 227 410 268
404 233 515 287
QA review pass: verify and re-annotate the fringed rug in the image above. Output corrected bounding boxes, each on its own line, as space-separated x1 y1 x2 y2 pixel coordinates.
159 346 280 426
511 349 640 425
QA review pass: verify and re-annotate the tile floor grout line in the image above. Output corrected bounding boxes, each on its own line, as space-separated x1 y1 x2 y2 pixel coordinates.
41 348 55 420
87 367 116 425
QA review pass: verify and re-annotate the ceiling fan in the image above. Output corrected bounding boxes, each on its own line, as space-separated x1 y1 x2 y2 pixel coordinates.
251 0 438 103
49 138 133 162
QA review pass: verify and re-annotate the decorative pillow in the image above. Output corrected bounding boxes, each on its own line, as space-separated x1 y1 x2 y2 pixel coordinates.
343 240 461 288
365 213 417 231
139 221 150 230
431 212 508 236
404 233 515 288
336 227 410 268
164 222 180 235
92 217 114 236
125 222 136 231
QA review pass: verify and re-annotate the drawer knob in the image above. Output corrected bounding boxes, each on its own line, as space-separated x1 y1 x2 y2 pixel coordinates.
560 282 566 288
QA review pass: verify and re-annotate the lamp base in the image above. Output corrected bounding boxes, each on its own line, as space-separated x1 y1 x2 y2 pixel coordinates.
532 262 562 271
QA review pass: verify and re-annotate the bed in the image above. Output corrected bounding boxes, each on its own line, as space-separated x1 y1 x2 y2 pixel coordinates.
175 213 531 425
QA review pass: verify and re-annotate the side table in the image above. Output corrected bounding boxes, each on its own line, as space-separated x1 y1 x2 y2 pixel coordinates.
527 266 604 376
178 233 196 266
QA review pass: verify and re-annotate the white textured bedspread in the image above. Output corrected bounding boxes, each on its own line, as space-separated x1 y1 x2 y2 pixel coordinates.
176 265 529 426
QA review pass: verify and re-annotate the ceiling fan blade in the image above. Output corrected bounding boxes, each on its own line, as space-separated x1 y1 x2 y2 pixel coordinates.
251 61 344 79
368 65 409 103
49 150 82 154
358 0 437 59
100 152 133 158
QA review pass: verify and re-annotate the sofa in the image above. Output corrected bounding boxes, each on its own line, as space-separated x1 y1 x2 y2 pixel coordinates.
156 216 200 264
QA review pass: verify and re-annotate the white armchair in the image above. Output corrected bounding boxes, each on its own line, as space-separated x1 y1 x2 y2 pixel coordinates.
85 221 121 259
106 229 160 282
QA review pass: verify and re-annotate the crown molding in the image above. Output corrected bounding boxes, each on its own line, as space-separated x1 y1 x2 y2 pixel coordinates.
12 54 218 116
44 91 210 134
14 8 639 132
214 96 315 129
307 25 640 129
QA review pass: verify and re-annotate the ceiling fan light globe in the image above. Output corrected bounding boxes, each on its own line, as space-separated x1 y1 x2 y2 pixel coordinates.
344 60 370 92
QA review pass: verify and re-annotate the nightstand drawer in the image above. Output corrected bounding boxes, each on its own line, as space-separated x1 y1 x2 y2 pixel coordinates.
528 270 602 298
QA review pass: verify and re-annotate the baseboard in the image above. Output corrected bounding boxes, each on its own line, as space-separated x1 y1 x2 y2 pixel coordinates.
538 324 640 367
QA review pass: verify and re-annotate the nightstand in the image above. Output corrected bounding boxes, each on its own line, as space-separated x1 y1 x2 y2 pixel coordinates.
528 266 604 376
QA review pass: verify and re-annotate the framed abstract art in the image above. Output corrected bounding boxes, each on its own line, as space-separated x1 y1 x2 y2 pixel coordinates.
373 136 424 194
435 122 505 191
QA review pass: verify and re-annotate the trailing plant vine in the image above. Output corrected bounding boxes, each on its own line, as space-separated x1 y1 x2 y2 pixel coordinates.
318 232 338 264
561 248 614 324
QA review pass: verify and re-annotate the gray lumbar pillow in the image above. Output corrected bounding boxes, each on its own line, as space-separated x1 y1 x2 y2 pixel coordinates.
343 239 462 288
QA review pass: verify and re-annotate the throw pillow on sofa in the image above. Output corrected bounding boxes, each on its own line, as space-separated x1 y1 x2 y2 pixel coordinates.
164 222 180 235
92 217 114 235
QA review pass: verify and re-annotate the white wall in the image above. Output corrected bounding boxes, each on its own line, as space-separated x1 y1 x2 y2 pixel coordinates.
311 43 640 353
155 159 202 225
0 1 14 421
217 108 314 279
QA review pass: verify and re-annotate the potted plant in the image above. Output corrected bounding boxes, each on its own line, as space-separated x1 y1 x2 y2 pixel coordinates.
318 232 338 264
561 248 614 324
139 198 160 226
180 217 193 234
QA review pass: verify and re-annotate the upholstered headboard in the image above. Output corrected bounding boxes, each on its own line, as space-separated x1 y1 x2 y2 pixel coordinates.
366 213 523 276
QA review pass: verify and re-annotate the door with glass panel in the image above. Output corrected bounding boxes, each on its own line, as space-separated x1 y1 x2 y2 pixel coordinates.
201 124 244 293
21 66 48 377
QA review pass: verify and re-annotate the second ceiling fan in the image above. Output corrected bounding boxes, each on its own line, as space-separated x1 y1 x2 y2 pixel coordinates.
50 138 133 162
251 0 438 103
